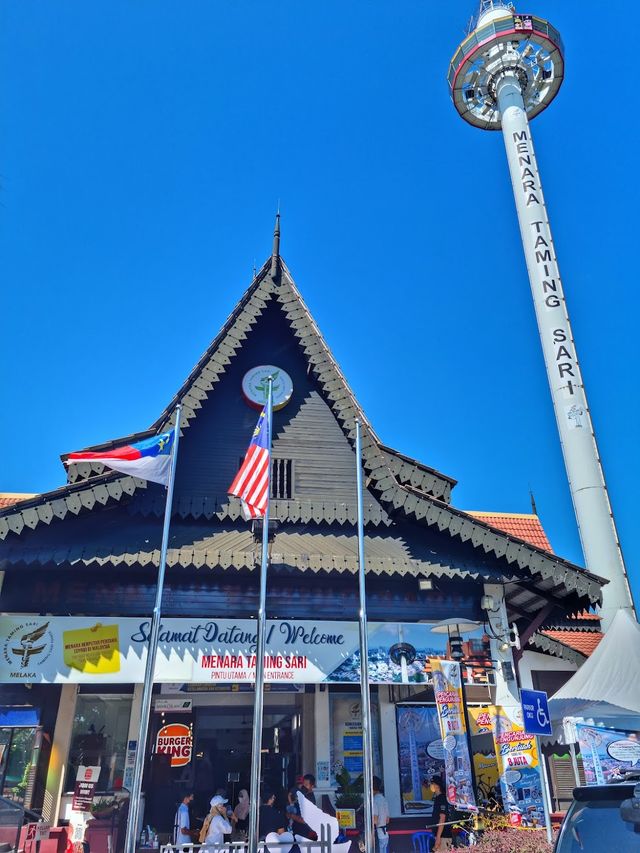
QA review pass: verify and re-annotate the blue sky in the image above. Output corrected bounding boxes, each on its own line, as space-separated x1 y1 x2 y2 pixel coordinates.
1 1 638 602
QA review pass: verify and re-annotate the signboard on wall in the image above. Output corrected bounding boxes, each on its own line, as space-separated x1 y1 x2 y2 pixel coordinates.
72 765 101 812
316 761 330 786
335 809 356 829
330 695 382 786
123 740 137 791
0 616 490 685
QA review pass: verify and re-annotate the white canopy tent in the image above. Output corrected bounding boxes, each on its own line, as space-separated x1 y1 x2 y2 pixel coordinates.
547 608 640 743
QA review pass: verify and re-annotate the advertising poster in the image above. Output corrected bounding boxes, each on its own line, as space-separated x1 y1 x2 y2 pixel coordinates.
396 705 444 814
430 659 477 812
0 615 490 685
576 724 640 785
491 704 545 828
468 707 500 802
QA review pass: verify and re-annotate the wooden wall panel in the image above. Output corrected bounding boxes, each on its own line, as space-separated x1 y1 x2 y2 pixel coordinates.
1 569 483 624
160 300 373 507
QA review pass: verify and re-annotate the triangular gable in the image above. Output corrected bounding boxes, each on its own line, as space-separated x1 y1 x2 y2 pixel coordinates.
0 252 605 610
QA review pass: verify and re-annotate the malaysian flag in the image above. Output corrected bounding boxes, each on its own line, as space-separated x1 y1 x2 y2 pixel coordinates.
229 408 270 519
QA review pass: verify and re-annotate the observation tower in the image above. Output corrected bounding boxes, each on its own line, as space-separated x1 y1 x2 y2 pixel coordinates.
448 1 635 630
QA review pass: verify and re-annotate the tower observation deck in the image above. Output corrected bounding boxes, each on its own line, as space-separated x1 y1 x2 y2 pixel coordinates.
448 1 635 630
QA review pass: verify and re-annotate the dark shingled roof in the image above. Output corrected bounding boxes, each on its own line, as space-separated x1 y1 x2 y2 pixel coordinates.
0 252 607 621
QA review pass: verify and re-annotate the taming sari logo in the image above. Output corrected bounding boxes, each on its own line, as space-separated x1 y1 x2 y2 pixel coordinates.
3 620 54 675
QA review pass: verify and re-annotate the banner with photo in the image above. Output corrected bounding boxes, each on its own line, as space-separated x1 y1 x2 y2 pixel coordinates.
576 724 640 785
430 659 477 812
396 705 445 814
491 704 545 828
0 615 490 685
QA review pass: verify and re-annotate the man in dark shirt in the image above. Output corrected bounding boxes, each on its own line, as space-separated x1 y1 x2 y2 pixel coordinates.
428 776 452 851
259 789 296 853
258 789 287 838
299 773 317 806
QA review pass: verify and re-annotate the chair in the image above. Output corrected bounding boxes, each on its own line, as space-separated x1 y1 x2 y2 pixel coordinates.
410 831 433 853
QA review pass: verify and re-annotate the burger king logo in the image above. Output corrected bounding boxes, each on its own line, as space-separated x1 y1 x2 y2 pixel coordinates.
155 723 192 767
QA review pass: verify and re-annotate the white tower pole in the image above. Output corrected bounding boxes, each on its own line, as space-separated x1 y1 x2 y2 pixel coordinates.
495 71 634 630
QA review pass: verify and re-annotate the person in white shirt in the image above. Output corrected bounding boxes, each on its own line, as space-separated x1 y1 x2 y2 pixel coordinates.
174 793 194 847
372 777 390 853
202 795 233 849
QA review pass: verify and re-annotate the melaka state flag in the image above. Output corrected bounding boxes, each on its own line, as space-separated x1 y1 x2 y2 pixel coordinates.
64 431 175 485
229 407 270 520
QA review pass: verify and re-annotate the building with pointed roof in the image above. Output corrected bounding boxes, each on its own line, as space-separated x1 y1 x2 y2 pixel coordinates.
0 227 606 835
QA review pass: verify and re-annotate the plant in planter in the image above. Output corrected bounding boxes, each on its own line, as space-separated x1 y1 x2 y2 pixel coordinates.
334 767 364 809
334 767 365 829
91 796 119 819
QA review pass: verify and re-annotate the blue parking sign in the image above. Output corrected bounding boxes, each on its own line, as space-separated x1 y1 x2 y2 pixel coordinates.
520 689 552 736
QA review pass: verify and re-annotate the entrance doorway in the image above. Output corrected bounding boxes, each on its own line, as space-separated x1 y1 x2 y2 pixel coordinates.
145 697 303 835
194 708 299 806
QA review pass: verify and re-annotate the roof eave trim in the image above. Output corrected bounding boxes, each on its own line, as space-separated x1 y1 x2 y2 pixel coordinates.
528 631 587 665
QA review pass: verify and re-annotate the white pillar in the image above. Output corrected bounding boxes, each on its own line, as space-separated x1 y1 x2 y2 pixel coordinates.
496 73 635 631
314 686 332 797
43 684 78 824
378 686 402 817
483 583 520 708
127 684 144 745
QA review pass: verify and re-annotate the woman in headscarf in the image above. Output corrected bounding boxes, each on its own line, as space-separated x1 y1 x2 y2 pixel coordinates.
233 789 250 837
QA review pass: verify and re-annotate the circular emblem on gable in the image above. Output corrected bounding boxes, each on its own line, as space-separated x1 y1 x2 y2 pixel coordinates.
242 365 293 411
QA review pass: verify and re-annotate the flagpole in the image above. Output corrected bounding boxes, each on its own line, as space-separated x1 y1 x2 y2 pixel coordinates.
355 419 375 853
124 405 182 853
247 377 273 853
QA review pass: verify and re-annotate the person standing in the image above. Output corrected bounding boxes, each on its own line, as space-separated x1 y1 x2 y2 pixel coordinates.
174 792 194 847
299 774 317 806
372 777 390 853
428 777 453 852
200 795 233 849
233 789 250 837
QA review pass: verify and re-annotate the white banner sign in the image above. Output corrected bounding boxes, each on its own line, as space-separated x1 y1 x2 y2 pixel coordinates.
0 615 488 685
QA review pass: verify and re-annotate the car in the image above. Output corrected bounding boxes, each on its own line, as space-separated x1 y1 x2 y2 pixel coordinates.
554 776 640 851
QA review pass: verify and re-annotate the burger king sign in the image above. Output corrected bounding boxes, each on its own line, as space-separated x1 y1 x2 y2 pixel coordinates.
155 723 192 767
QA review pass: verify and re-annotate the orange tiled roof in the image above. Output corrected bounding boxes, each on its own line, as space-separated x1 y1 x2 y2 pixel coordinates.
0 493 36 509
573 610 600 622
466 511 553 553
541 629 604 657
468 511 602 655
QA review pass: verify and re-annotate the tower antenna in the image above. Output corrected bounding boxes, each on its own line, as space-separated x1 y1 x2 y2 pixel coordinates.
270 210 281 278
